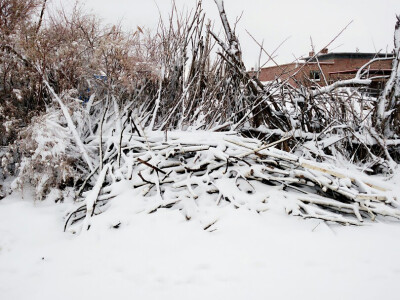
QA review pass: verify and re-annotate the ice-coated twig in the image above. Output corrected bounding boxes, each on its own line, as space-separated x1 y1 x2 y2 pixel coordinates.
44 80 94 172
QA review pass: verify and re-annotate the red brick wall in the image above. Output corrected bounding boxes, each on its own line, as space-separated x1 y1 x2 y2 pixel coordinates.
256 56 393 87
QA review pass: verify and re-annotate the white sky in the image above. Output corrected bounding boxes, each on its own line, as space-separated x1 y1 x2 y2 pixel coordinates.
53 0 400 69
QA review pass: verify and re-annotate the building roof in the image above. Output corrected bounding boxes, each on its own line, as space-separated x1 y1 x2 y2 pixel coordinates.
303 52 394 62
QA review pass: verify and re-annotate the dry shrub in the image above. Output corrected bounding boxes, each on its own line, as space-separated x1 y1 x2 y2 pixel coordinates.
0 1 157 199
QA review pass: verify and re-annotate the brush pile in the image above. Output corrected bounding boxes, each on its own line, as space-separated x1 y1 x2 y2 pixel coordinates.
64 130 399 232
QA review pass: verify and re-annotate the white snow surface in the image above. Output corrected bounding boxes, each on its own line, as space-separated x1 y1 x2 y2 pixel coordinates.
1 177 400 300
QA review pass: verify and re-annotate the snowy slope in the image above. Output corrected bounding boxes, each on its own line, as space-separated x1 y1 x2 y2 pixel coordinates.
1 185 400 300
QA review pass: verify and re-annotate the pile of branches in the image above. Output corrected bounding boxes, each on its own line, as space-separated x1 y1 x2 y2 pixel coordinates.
62 2 400 230
65 130 400 232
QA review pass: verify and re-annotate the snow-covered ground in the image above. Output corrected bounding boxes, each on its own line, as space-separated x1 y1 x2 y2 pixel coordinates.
1 183 400 300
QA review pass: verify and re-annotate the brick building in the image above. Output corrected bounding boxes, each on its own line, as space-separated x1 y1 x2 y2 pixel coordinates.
254 49 393 92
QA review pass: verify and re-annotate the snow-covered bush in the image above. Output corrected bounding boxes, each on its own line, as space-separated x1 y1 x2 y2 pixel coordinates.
10 104 87 201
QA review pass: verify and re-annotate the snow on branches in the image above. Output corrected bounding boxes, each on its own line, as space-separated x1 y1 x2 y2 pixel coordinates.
64 129 399 233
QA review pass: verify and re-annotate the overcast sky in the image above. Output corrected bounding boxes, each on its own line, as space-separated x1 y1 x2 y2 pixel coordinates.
54 0 400 69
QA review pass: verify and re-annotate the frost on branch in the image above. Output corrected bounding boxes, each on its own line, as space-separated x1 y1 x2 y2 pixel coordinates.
375 15 400 137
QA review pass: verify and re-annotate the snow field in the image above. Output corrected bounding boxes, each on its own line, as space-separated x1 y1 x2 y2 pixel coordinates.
1 186 400 300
